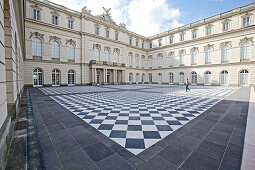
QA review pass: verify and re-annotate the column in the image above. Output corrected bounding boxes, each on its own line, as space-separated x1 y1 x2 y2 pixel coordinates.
113 69 116 84
94 68 97 84
103 69 106 83
91 68 94 84
105 69 108 84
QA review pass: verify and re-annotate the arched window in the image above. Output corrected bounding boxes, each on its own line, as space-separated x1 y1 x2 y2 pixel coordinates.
149 73 152 84
141 57 145 68
191 72 197 85
51 41 60 59
204 71 211 85
158 73 162 84
240 42 250 60
220 70 228 85
94 48 100 61
158 55 162 68
169 72 174 84
205 48 212 63
129 55 133 67
240 70 249 86
114 52 119 63
67 44 75 60
68 70 75 86
105 50 110 62
52 69 60 86
33 68 43 87
142 73 145 84
180 53 184 65
136 73 139 84
129 73 133 84
191 51 197 64
169 55 174 66
221 45 229 61
179 72 184 84
32 37 42 57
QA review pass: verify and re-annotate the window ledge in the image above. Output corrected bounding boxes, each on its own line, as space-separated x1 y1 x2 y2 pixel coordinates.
179 64 185 67
240 58 250 62
33 56 42 60
191 63 197 66
51 58 60 62
169 65 174 67
205 62 212 65
149 67 152 70
221 60 229 64
68 59 75 63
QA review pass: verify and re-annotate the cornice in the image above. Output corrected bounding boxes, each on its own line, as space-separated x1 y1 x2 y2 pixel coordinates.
24 58 82 65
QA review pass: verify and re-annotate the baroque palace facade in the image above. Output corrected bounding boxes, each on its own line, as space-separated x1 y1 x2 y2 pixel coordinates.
25 0 255 87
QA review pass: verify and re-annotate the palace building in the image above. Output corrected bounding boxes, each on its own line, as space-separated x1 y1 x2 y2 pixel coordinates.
24 0 255 87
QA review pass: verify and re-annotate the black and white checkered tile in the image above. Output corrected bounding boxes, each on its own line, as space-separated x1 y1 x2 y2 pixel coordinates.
50 91 220 155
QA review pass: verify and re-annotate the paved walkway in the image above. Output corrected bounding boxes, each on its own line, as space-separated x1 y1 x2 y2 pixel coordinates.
29 85 250 170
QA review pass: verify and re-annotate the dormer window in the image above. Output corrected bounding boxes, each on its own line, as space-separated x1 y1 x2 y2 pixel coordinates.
95 27 99 35
52 15 58 25
136 40 139 47
106 30 109 38
192 30 197 39
223 22 229 32
206 26 211 36
158 40 162 47
150 43 152 49
33 9 40 20
243 16 250 27
180 34 184 42
142 42 144 49
68 20 73 29
169 37 173 44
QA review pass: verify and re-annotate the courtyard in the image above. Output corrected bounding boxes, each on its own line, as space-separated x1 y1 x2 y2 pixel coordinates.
29 84 250 169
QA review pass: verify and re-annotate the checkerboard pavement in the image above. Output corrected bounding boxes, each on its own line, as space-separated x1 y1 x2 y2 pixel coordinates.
50 90 220 155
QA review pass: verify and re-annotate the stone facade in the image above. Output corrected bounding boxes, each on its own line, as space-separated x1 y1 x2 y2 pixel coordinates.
0 0 24 168
24 0 255 87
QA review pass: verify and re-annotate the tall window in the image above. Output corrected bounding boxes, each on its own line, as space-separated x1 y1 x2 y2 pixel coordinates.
136 56 139 67
95 27 99 35
68 70 75 86
129 73 133 84
51 41 60 59
169 54 174 66
158 73 162 84
192 31 197 39
52 15 58 25
136 41 139 47
223 22 229 32
243 16 250 27
158 55 162 68
205 48 212 63
220 70 228 85
240 42 250 60
142 74 145 84
180 53 184 65
149 73 152 84
129 39 132 45
52 69 60 86
105 50 110 62
142 43 144 49
206 26 211 35
240 70 249 86
149 58 152 68
94 48 100 61
67 44 75 60
115 33 118 40
191 72 197 85
169 72 174 84
221 45 229 61
114 52 119 63
169 37 173 44
129 55 133 67
191 51 197 64
68 20 73 29
150 43 152 49
141 57 144 68
33 9 40 20
106 30 109 38
136 73 139 84
180 34 184 42
32 37 42 57
33 68 43 87
204 71 211 85
179 72 184 84
159 40 162 47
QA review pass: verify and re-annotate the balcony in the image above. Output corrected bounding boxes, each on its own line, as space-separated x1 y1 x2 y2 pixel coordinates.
90 60 125 67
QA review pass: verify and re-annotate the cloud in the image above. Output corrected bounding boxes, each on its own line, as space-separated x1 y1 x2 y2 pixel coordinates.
49 0 182 37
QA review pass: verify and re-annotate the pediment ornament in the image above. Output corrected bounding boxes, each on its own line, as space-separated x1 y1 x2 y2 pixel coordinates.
29 32 44 40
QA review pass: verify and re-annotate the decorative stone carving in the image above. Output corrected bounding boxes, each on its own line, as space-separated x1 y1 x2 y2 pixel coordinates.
190 47 199 52
119 22 126 29
29 32 44 40
50 10 60 16
204 44 214 51
95 7 116 25
81 6 92 15
157 53 163 57
148 55 153 58
93 44 101 50
49 36 61 43
113 48 120 54
168 51 175 56
66 39 76 46
141 55 145 58
67 15 74 21
104 46 111 52
30 4 42 10
239 37 253 45
220 41 232 47
179 49 186 54
135 54 139 58
128 52 133 56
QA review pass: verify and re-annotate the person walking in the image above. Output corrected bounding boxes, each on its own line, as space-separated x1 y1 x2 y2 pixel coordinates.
186 78 190 92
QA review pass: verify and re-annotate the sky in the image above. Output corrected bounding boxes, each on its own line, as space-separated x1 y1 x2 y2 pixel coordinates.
52 0 255 37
